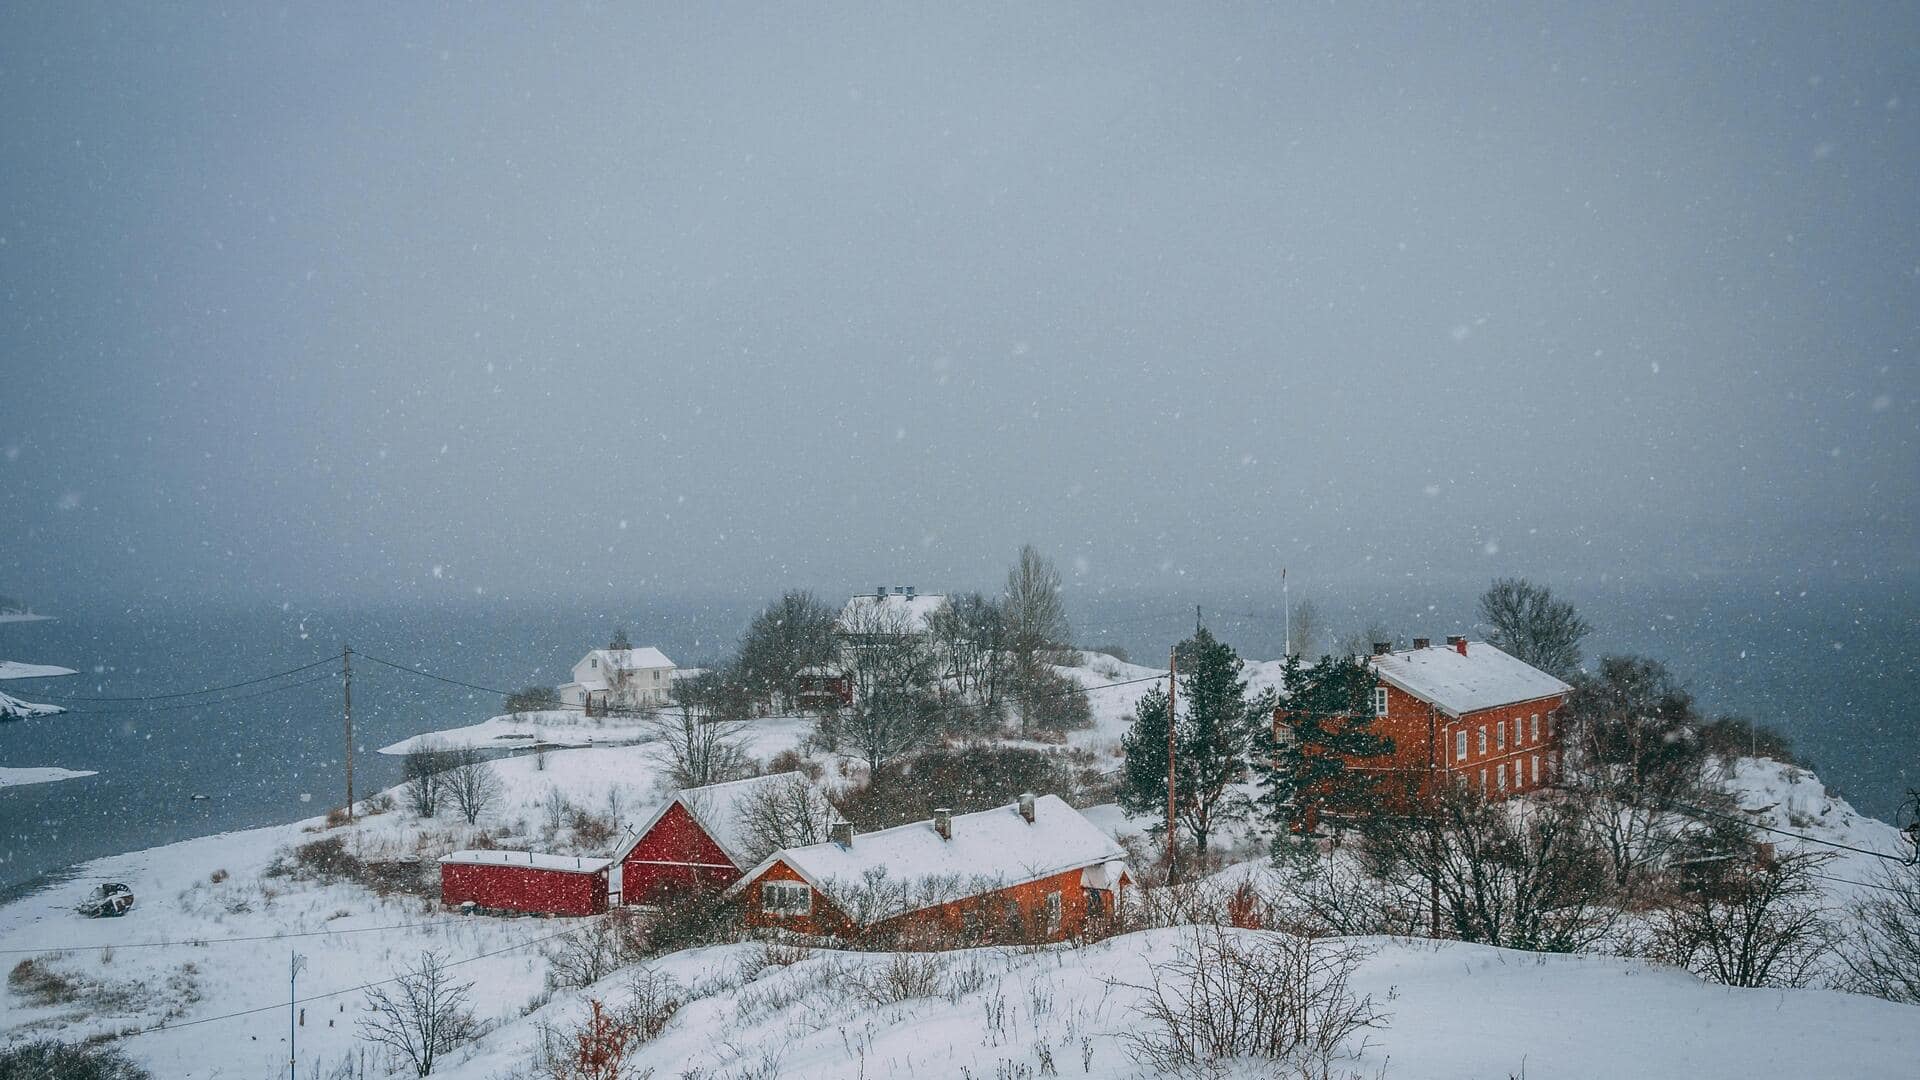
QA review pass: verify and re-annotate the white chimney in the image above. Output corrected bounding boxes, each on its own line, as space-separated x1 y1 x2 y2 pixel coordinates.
1017 793 1036 823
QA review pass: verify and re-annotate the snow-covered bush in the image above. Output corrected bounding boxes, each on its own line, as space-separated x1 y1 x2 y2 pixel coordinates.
1116 926 1385 1077
0 1039 152 1080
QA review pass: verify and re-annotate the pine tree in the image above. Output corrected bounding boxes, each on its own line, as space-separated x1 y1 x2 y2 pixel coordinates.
1255 654 1395 836
1118 629 1273 854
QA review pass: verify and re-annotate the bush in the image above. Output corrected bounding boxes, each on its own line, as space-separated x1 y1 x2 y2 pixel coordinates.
837 745 1086 830
0 1040 152 1080
1117 926 1385 1076
8 958 80 1005
1696 715 1802 765
506 684 562 713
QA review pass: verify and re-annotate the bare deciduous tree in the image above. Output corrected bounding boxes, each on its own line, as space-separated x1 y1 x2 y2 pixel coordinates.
446 745 502 826
646 670 752 788
1655 820 1832 987
1842 861 1920 1003
817 606 943 771
358 951 481 1076
733 772 838 864
735 590 842 711
402 738 458 819
1478 577 1590 679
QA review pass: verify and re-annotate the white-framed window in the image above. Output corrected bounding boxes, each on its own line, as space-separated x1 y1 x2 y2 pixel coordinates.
1044 891 1063 935
1496 722 1506 750
1455 731 1468 761
1477 727 1488 754
590 656 598 669
1548 752 1560 780
1497 764 1507 792
1530 713 1541 741
1531 754 1541 784
1480 768 1488 792
1546 711 1555 736
761 880 811 917
1372 687 1389 718
1512 717 1522 746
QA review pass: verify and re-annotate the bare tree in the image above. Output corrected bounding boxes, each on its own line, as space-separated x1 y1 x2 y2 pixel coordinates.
926 590 1009 708
1358 787 1616 951
735 590 842 710
1656 822 1831 987
402 737 458 819
646 670 751 788
1286 597 1324 659
446 746 502 826
817 605 943 771
1003 544 1071 668
358 951 482 1076
1478 577 1590 678
1842 861 1920 1003
733 773 839 864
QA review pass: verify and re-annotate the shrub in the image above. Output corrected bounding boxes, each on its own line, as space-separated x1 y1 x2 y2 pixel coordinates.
8 958 80 1005
506 685 561 714
1117 926 1385 1077
209 868 229 884
0 1040 152 1080
1696 715 1802 765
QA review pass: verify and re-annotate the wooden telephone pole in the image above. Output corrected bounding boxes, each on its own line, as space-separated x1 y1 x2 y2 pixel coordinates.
1165 644 1178 883
342 645 354 823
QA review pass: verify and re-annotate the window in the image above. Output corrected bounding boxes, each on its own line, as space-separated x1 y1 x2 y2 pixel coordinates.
1548 752 1560 780
1480 768 1488 792
1530 713 1540 741
1478 727 1488 754
1512 717 1522 746
1455 731 1468 761
1372 687 1389 717
761 880 811 917
1496 722 1506 750
1498 764 1508 791
590 657 598 669
1531 754 1541 784
1546 711 1555 736
1044 891 1063 935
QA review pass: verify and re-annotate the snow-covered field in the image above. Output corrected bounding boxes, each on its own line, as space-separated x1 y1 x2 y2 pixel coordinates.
0 765 96 789
378 709 656 756
3 653 1916 1078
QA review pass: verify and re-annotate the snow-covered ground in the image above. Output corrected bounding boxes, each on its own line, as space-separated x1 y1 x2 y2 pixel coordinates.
4 653 1916 1078
0 765 96 789
378 708 655 755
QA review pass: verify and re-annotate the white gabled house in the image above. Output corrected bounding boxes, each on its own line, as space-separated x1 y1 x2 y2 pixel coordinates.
558 647 676 716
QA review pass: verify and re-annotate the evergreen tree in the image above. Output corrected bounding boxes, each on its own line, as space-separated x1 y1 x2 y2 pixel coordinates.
1118 629 1273 854
1255 654 1395 836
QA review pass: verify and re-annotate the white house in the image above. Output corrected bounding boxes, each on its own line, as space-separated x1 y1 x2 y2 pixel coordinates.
837 585 949 637
558 647 676 715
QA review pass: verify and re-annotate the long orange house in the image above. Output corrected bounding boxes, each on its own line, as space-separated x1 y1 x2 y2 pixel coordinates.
728 794 1128 944
1344 636 1572 800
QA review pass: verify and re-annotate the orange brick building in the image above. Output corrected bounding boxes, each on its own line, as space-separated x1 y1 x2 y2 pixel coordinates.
1356 637 1572 800
728 794 1128 944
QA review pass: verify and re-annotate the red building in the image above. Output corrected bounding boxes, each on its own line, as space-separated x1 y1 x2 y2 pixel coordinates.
1348 637 1572 801
439 850 611 916
728 794 1129 944
612 772 829 904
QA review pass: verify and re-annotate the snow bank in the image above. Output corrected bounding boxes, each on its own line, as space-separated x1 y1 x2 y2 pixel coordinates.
0 765 96 789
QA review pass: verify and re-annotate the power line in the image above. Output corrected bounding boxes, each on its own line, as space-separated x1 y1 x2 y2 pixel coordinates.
54 672 338 716
35 656 339 702
0 917 450 956
110 921 585 1041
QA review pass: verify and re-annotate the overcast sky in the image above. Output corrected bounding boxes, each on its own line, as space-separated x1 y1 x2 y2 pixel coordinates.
2 3 1914 607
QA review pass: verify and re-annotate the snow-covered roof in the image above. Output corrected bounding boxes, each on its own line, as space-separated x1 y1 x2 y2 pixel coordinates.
731 795 1125 927
615 771 827 870
582 647 675 671
838 591 949 634
0 690 64 721
1368 641 1571 717
0 661 77 681
439 850 611 874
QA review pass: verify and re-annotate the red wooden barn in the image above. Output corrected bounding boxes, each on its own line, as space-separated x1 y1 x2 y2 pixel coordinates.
612 772 829 904
439 849 612 916
1315 637 1571 804
728 793 1129 944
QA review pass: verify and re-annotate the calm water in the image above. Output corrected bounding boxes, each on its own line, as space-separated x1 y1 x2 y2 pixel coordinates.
2 576 1913 895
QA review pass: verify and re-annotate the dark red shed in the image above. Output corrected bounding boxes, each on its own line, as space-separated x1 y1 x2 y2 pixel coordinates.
439 849 611 916
613 772 832 905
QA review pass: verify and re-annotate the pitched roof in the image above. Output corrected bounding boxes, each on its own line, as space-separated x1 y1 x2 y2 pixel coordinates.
439 849 611 874
583 647 675 671
730 795 1126 927
0 661 77 681
837 592 949 634
615 771 826 870
1369 641 1571 717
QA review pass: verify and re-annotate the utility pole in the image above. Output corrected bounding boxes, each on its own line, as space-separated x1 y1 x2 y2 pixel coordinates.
343 645 354 824
1282 567 1290 659
1165 645 1178 883
289 951 306 1080
1194 604 1202 635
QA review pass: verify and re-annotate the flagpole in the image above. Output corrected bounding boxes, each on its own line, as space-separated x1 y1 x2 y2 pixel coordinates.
1283 567 1290 659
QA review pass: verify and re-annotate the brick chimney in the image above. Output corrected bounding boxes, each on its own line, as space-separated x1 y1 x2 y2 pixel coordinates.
1371 641 1392 656
1413 637 1430 650
830 821 854 848
1018 792 1036 823
933 808 952 841
1446 635 1467 656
